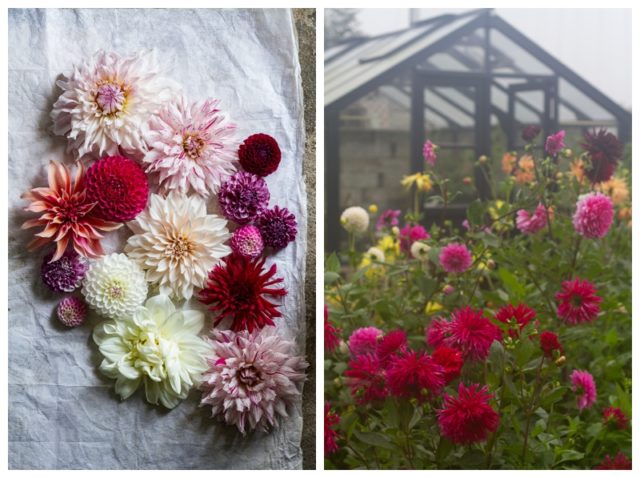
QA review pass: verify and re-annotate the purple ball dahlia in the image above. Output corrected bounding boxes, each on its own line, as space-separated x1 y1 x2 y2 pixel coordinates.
230 225 264 259
218 171 269 224
57 296 87 327
41 249 89 293
256 206 297 250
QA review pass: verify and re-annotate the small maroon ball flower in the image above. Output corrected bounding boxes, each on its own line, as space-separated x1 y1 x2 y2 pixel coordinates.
522 125 541 142
256 206 297 250
56 296 87 327
238 133 282 177
218 171 270 225
41 249 88 293
230 225 264 259
539 331 563 358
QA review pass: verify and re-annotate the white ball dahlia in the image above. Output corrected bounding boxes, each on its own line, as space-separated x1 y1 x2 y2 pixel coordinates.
93 294 210 409
82 253 148 319
125 192 231 301
143 96 238 197
341 206 369 234
411 241 431 260
200 327 308 434
365 246 385 262
51 50 174 160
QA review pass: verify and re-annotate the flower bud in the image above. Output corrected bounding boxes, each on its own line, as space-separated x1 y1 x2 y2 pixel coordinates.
478 155 488 164
391 226 400 236
443 284 455 295
487 259 496 270
463 176 472 185
338 340 349 355
555 355 566 366
563 148 573 158
368 204 378 214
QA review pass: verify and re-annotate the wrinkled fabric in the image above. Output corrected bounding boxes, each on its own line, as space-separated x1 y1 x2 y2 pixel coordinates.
8 8 306 470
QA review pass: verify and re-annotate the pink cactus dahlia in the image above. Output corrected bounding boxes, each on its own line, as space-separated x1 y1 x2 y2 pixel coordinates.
143 96 237 197
200 327 307 434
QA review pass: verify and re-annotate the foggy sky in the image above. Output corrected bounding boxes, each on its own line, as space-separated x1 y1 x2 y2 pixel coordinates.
355 8 631 109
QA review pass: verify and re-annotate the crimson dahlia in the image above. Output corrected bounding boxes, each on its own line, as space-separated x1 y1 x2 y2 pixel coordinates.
376 329 408 365
431 346 463 384
603 407 629 429
324 305 341 353
556 278 602 325
344 353 388 404
386 350 445 400
324 402 341 455
495 303 536 337
539 331 563 358
446 307 502 361
238 133 282 177
594 452 632 470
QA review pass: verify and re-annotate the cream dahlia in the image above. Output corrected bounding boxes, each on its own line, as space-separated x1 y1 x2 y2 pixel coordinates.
51 50 173 160
125 192 231 300
200 327 308 434
143 96 237 197
82 253 148 319
93 294 210 409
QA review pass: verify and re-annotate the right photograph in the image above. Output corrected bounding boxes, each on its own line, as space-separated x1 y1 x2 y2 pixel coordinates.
324 8 631 470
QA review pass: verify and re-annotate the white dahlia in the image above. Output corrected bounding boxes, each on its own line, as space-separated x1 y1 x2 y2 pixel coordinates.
340 206 369 234
51 50 174 160
200 327 308 434
125 192 231 300
93 294 210 409
143 96 237 197
82 253 148 319
410 241 431 260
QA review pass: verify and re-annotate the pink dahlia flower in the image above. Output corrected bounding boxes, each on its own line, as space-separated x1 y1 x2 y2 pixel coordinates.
348 327 383 356
443 307 501 361
570 369 597 410
573 192 614 239
218 171 270 225
143 96 237 197
516 203 548 234
56 296 87 327
41 249 88 293
230 225 264 259
344 353 388 404
386 349 445 400
439 243 473 274
324 305 341 353
545 130 565 156
422 139 437 166
376 209 401 230
556 277 602 325
399 224 430 253
375 329 408 365
200 327 307 434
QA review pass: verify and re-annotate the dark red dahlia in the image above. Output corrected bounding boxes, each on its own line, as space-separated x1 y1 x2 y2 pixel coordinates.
324 402 341 456
437 383 500 445
256 206 297 250
556 277 602 325
431 346 464 383
387 350 445 400
522 125 541 142
603 407 629 429
198 254 286 332
594 452 632 470
445 307 502 361
324 305 341 352
582 129 623 183
238 133 282 177
376 329 408 365
84 155 149 222
539 331 563 358
495 303 536 338
344 353 388 404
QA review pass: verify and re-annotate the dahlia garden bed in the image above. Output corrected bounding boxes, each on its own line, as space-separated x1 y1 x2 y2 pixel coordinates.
324 130 632 469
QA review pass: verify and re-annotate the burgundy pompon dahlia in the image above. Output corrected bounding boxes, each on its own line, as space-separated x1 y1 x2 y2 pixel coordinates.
582 129 623 183
539 331 563 358
238 133 282 177
41 249 88 293
256 206 297 250
218 171 270 224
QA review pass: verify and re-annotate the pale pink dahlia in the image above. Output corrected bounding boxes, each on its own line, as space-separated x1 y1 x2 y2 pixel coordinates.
570 369 597 410
573 192 614 239
439 243 472 274
51 50 173 160
516 203 548 234
348 327 383 356
200 327 308 434
56 296 87 327
143 96 237 197
230 225 264 259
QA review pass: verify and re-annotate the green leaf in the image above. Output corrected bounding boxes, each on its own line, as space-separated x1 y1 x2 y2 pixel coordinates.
408 407 423 430
325 271 340 284
467 199 485 226
353 430 395 450
497 268 525 300
540 386 568 407
435 437 453 464
326 253 340 273
555 450 584 465
514 338 536 367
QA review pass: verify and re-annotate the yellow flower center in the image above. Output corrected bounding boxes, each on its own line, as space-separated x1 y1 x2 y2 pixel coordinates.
182 133 206 159
165 234 193 260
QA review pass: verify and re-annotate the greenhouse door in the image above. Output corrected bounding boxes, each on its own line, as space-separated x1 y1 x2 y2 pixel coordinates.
506 78 558 150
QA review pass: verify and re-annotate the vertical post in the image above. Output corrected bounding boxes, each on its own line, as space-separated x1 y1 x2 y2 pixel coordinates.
507 87 515 150
325 107 341 252
410 69 425 175
475 75 492 199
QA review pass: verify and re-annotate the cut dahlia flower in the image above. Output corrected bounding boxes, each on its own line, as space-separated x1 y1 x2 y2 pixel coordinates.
21 160 121 261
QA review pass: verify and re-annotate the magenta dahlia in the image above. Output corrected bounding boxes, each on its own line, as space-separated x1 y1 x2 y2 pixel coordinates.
545 130 565 156
256 206 297 250
594 452 632 470
582 129 623 183
399 224 429 254
348 327 383 356
375 329 408 365
431 346 463 384
325 402 341 455
198 255 286 332
230 225 264 259
386 349 445 400
516 203 548 235
218 171 269 224
41 249 88 293
344 353 388 404
238 133 282 177
439 243 472 274
603 406 629 429
570 369 597 410
422 139 437 166
56 296 87 327
376 209 401 230
84 155 149 222
573 192 614 239
445 307 501 361
495 303 536 338
539 331 563 358
324 305 341 353
437 383 500 444
556 278 602 325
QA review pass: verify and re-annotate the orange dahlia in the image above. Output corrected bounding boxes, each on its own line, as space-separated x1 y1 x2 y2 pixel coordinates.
21 160 121 261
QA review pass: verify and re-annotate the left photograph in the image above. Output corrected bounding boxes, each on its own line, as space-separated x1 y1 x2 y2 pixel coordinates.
8 8 315 470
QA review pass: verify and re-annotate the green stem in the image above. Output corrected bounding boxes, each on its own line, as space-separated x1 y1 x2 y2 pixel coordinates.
521 356 546 465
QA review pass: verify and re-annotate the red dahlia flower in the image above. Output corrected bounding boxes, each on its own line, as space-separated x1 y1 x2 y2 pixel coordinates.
582 129 623 183
425 317 452 349
344 353 388 404
324 402 340 455
539 331 563 358
376 329 408 365
594 452 632 470
556 278 602 325
199 254 286 332
495 303 536 337
386 350 445 400
446 307 502 361
324 305 340 353
238 133 282 177
437 383 500 444
432 346 464 383
603 407 629 429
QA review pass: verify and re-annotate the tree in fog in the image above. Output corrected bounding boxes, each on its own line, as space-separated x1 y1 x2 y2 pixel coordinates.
325 9 362 48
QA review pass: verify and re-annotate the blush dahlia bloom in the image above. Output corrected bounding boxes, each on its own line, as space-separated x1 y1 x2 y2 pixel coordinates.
85 155 149 222
431 346 464 384
230 225 264 259
570 369 597 410
93 294 210 409
516 203 548 234
21 160 121 261
143 96 237 197
200 327 307 434
376 209 401 230
437 383 500 444
324 306 341 353
603 407 629 429
539 331 563 358
582 129 623 184
386 350 445 400
348 327 383 356
56 296 87 328
573 192 614 239
324 402 341 455
446 307 501 361
40 249 88 293
238 133 282 177
399 224 430 253
199 255 286 332
125 192 231 300
594 452 632 470
495 303 536 337
545 130 566 156
422 139 437 166
51 50 173 160
256 206 298 250
556 278 602 325
218 171 270 225
344 353 388 404
439 243 473 274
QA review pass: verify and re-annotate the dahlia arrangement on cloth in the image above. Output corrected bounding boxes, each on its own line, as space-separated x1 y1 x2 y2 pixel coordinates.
325 131 630 469
20 49 306 434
